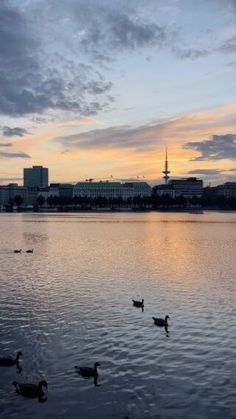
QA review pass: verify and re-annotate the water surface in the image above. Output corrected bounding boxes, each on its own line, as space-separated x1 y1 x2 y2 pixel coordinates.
0 212 235 418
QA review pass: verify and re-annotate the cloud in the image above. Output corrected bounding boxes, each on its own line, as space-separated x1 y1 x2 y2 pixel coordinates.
0 143 12 147
0 151 31 159
55 125 158 151
0 1 113 117
53 103 236 152
0 177 22 182
43 0 173 56
2 126 29 137
184 134 236 160
188 169 223 175
174 48 211 60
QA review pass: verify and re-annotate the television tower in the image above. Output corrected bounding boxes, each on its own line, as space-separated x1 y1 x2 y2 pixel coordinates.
162 147 170 184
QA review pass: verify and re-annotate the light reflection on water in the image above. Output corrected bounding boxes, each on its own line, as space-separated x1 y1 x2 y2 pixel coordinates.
0 212 236 419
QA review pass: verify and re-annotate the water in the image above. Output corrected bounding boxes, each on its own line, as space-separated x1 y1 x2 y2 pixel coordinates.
0 212 235 419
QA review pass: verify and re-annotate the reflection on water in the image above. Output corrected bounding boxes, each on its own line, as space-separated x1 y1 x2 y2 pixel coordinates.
0 212 236 419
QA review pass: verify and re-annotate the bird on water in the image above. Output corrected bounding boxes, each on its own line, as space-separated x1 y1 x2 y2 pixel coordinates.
74 362 101 386
74 362 100 378
13 249 22 253
26 249 33 253
152 315 170 327
132 299 144 308
0 351 23 371
12 380 48 402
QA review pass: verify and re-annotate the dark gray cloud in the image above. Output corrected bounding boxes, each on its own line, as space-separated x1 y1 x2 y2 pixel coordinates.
184 134 236 160
0 0 113 117
0 143 12 147
55 124 160 151
188 169 223 175
43 0 173 55
2 126 29 137
0 151 31 159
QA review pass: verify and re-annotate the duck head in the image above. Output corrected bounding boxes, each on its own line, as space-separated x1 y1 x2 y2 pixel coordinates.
38 380 47 390
94 362 100 368
16 351 23 361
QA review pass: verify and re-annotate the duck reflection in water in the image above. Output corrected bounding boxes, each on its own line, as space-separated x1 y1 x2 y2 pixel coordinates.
74 362 101 386
132 299 144 312
12 380 48 402
0 351 23 373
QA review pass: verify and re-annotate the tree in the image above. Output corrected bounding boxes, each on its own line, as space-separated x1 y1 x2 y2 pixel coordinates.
14 195 23 208
37 195 45 207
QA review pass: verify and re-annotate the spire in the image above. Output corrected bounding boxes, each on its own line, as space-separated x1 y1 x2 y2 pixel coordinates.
162 147 170 184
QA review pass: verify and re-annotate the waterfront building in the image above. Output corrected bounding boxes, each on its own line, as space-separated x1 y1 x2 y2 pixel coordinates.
216 182 236 198
73 181 151 200
0 184 29 206
123 182 152 197
152 184 175 198
168 177 203 198
24 165 49 188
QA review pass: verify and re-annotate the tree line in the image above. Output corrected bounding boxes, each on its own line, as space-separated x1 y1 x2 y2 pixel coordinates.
6 193 236 211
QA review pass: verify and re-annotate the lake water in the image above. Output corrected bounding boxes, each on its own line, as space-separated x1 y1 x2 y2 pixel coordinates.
0 212 235 419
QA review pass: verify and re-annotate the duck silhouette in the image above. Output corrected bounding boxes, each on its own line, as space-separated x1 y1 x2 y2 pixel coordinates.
132 299 144 308
13 380 47 402
0 351 23 372
13 249 22 253
74 362 101 386
75 362 100 377
152 315 170 327
26 249 33 253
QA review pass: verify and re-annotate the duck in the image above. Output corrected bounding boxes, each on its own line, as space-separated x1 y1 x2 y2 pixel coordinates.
13 380 47 402
14 249 22 253
74 362 100 378
0 351 23 367
152 315 170 327
132 299 144 308
26 249 33 253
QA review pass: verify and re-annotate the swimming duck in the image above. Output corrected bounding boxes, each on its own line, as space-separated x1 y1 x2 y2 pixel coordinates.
13 380 47 401
0 351 23 367
152 315 170 327
132 299 144 308
14 249 22 253
26 249 33 253
74 362 100 378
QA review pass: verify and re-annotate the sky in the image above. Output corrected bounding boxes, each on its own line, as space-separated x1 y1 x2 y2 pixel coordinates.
0 0 236 186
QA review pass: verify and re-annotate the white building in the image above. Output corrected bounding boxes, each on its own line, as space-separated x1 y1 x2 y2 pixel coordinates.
73 181 151 200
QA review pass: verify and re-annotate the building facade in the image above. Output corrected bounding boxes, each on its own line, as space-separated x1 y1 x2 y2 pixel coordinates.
73 181 152 200
216 182 236 198
24 166 49 188
168 178 203 198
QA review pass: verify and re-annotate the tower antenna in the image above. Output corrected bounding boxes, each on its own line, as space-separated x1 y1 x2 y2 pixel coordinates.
162 147 170 184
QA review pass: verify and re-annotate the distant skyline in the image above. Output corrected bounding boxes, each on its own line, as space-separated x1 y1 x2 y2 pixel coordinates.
0 0 236 186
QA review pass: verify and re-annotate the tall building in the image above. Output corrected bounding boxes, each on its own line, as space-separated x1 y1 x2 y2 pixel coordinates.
24 166 49 188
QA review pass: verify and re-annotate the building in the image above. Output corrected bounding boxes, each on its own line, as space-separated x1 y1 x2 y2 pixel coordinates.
168 178 203 198
24 165 49 188
123 182 152 198
152 184 175 198
216 182 236 198
0 184 32 207
73 181 151 200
